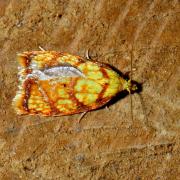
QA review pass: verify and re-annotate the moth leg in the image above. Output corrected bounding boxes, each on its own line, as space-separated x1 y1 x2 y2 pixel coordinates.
39 46 45 51
105 106 110 111
85 49 91 60
78 111 88 123
85 49 99 60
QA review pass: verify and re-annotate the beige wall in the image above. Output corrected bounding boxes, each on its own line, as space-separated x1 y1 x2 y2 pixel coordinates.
0 0 179 179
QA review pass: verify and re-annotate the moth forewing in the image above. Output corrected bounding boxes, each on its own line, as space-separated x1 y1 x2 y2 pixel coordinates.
13 51 136 117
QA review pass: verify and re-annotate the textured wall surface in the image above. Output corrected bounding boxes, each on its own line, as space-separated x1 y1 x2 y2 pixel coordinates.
0 0 179 179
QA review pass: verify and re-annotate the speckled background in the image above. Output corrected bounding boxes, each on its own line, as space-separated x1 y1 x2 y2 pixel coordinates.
0 0 179 179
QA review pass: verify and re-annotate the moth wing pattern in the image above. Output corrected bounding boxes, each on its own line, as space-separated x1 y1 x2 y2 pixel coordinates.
13 51 128 116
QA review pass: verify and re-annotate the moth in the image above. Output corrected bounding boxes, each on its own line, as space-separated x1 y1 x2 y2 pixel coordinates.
13 51 137 116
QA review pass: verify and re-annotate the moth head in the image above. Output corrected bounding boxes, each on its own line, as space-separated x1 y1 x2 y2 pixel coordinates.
123 80 138 94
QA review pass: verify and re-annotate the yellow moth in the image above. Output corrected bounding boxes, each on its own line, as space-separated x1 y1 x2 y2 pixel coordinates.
13 51 137 116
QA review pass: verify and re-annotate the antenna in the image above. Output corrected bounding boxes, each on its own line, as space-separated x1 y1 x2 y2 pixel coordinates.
130 44 134 122
39 46 45 51
129 46 151 130
138 93 148 127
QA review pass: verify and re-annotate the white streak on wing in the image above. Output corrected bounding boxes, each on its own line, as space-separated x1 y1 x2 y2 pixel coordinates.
44 66 85 78
27 66 85 80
